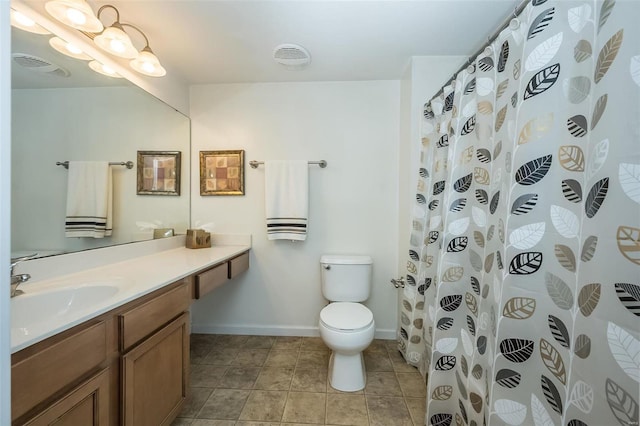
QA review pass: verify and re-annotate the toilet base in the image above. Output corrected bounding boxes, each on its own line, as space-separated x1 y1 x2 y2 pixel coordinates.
327 351 366 392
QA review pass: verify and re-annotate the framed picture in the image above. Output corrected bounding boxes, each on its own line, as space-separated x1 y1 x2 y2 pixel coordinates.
136 151 181 195
200 150 245 196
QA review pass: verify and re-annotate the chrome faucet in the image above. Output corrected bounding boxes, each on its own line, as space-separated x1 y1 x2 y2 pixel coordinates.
10 253 37 297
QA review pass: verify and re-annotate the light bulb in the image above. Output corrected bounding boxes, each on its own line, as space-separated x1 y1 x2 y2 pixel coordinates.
66 43 82 55
89 60 123 78
94 26 138 59
110 39 125 53
130 49 166 77
142 62 156 73
45 0 103 32
50 36 92 60
11 9 50 34
66 8 86 25
14 11 35 26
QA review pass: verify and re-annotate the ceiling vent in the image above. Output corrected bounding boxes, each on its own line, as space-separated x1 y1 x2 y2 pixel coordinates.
12 53 70 78
273 44 311 69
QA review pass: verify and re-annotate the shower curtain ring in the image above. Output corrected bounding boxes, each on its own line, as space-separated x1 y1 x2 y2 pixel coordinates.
509 7 521 30
484 37 493 56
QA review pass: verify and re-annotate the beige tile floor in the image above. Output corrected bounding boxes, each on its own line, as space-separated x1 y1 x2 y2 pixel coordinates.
172 334 427 426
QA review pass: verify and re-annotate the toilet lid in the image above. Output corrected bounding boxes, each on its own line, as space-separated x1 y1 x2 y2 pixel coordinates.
320 302 373 330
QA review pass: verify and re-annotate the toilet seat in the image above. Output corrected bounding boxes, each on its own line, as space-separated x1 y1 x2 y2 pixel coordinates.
320 302 373 332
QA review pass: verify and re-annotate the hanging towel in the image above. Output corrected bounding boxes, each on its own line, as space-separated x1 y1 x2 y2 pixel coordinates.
65 161 113 238
265 160 309 241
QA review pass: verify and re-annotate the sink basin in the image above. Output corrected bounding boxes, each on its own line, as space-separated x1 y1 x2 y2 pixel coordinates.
11 283 123 338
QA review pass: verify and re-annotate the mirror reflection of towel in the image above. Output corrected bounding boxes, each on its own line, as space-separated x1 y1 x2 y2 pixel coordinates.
65 161 113 238
264 160 308 241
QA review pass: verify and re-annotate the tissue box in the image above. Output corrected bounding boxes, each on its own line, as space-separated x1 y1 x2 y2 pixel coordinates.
186 229 211 249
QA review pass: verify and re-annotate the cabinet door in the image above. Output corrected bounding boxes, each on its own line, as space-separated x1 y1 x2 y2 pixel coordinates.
121 312 189 426
12 320 107 421
23 368 109 426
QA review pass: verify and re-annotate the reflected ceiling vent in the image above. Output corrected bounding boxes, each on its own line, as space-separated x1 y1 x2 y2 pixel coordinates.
273 44 311 69
12 53 70 77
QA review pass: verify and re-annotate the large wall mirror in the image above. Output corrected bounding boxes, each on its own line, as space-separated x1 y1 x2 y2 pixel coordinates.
10 8 190 259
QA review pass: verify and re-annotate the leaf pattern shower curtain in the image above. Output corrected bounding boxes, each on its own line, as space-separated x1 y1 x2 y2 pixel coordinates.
399 0 639 425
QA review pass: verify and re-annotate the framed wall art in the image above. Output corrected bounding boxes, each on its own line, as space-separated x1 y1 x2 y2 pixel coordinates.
199 150 245 196
136 151 181 195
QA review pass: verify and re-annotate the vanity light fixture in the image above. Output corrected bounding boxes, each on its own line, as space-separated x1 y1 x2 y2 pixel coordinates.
44 1 166 77
93 5 138 59
10 9 51 34
49 36 92 60
88 60 123 78
45 0 103 33
125 24 166 77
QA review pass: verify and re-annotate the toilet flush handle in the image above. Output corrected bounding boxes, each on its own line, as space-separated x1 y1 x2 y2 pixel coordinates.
323 264 331 270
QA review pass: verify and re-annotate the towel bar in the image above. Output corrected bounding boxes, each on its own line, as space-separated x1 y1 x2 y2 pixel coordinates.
249 160 327 169
56 161 134 169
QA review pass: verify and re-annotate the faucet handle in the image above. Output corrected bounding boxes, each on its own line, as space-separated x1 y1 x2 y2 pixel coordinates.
10 253 38 273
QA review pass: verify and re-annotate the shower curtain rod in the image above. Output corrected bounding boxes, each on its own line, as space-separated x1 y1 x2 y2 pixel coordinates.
428 0 530 105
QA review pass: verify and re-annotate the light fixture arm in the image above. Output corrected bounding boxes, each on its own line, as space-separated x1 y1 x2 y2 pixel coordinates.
96 4 121 26
121 23 151 50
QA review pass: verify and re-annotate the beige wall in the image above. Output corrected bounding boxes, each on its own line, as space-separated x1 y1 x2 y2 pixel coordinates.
189 80 401 338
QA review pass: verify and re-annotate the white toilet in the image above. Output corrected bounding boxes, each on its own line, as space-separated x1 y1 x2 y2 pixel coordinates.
318 254 375 392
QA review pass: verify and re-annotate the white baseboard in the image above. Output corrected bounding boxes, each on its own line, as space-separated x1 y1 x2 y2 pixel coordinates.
190 323 397 340
191 324 320 337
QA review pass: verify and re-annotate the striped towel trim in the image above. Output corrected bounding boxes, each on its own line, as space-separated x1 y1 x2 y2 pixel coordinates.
65 216 112 238
266 217 307 240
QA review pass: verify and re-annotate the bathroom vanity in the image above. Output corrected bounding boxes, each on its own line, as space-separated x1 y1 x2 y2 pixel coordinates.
10 238 250 425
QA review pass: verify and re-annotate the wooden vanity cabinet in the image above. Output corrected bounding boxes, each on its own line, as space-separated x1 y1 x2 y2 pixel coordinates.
11 249 250 425
11 280 191 426
11 319 114 426
119 281 190 426
194 250 250 299
23 368 110 426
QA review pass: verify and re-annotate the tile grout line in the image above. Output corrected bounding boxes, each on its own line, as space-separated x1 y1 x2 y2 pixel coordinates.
181 335 427 426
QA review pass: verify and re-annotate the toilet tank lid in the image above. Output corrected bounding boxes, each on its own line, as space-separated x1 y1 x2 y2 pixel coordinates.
320 255 373 265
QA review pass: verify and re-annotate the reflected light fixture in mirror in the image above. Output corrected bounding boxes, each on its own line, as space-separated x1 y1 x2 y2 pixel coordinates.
45 0 103 32
10 9 50 34
88 60 123 78
49 36 92 60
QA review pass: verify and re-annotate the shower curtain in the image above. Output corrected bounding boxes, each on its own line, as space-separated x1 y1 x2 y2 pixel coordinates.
400 0 639 425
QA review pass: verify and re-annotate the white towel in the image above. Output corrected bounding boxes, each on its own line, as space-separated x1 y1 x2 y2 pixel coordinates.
265 160 309 241
65 161 113 238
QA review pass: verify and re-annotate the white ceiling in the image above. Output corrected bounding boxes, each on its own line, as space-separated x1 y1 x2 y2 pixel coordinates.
20 1 520 85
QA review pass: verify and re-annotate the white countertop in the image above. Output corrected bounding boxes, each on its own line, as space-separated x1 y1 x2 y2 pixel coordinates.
11 243 250 353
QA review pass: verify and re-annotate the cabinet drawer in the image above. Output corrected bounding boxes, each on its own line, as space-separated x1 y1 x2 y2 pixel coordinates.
119 282 190 352
229 251 249 279
24 368 110 426
12 321 107 421
195 263 227 299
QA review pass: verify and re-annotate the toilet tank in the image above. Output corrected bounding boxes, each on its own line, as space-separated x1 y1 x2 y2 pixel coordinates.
320 255 373 302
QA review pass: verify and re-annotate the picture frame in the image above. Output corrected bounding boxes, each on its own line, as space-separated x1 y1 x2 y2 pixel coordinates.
199 150 245 196
136 151 181 196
